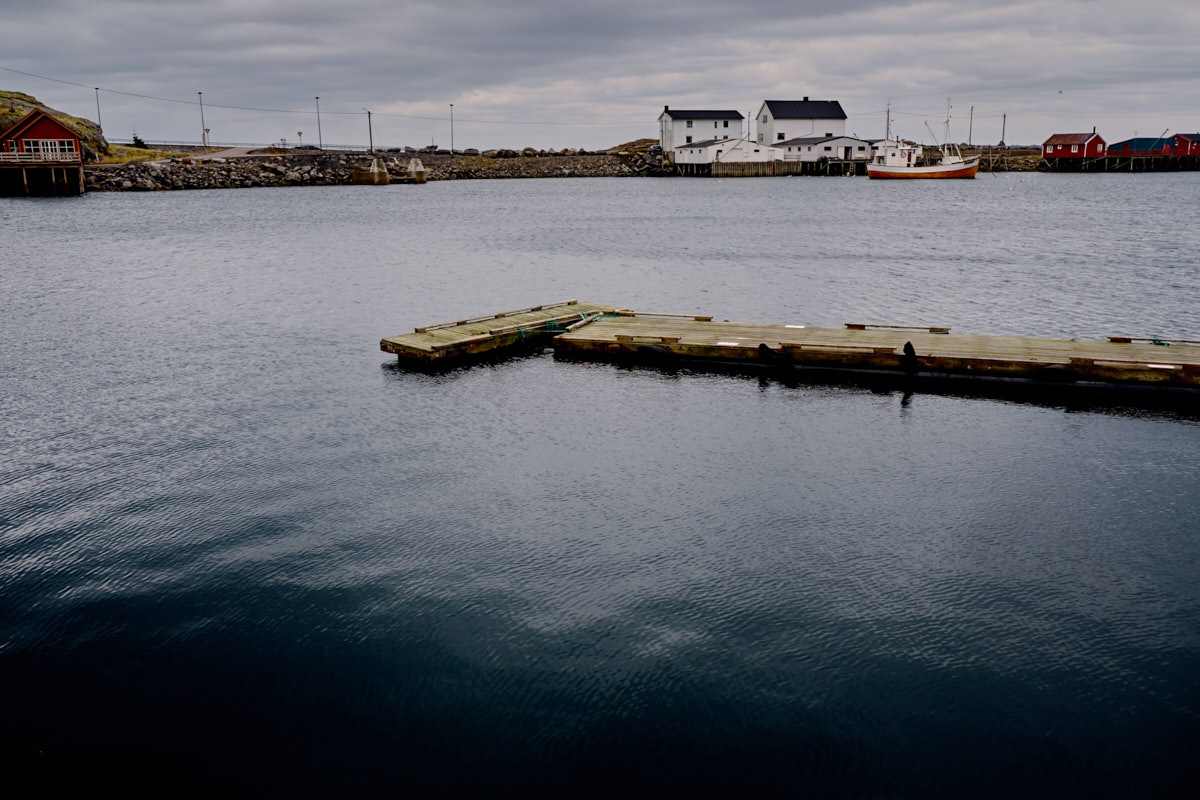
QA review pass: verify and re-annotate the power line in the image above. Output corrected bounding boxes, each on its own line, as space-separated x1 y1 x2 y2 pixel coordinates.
0 64 646 125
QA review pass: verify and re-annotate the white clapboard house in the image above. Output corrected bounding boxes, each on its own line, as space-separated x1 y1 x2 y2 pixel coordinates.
755 99 846 145
674 138 772 164
774 136 870 162
658 107 745 151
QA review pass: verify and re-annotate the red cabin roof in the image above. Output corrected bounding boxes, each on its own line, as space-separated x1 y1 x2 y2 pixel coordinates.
1043 132 1103 146
0 108 83 151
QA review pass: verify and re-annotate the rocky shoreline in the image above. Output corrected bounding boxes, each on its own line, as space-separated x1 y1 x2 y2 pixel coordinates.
84 151 663 192
82 148 1037 192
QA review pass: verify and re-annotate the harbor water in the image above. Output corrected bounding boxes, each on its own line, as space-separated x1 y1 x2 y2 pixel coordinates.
3 174 1199 795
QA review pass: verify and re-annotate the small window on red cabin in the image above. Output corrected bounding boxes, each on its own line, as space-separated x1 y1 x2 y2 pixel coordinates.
1071 145 1078 153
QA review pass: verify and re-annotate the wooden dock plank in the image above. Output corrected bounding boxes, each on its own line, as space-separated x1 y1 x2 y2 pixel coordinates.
381 300 623 363
553 316 1200 390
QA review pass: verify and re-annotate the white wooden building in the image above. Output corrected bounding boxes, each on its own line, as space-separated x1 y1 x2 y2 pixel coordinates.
774 136 870 162
755 99 846 145
674 137 772 164
658 107 745 151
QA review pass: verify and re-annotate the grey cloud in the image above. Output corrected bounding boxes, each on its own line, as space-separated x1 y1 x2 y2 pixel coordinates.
2 1 1197 149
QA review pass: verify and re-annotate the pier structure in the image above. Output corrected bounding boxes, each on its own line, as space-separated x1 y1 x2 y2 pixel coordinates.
675 160 865 177
383 303 1200 397
380 300 622 365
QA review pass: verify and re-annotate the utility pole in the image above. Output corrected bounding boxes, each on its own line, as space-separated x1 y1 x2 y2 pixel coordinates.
1000 113 1006 147
198 92 206 147
449 103 454 156
315 97 322 149
94 88 102 131
968 106 974 146
363 109 373 152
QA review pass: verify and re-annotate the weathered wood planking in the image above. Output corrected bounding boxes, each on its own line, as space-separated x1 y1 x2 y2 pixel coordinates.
381 300 623 364
553 316 1200 390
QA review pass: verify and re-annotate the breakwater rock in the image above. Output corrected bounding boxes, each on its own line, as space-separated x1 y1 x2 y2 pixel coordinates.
84 151 660 192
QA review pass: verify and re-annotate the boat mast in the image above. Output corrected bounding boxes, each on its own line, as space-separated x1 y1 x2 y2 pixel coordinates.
944 98 952 157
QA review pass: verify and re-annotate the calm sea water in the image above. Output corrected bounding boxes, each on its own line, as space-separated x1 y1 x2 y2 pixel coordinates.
3 174 1199 796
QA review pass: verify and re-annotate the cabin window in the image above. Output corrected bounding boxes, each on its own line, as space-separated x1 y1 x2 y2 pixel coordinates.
857 146 865 151
824 146 832 151
825 132 833 137
777 133 784 141
685 136 692 144
1071 145 1078 153
762 115 767 123
723 121 729 128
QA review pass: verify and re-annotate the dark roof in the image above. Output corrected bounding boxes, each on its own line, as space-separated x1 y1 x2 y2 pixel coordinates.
1043 133 1101 146
763 100 846 121
662 108 744 120
1176 133 1200 142
1108 137 1174 150
775 136 866 147
676 137 742 148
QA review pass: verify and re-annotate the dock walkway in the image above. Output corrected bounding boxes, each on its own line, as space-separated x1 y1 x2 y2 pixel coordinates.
553 314 1200 391
380 300 622 365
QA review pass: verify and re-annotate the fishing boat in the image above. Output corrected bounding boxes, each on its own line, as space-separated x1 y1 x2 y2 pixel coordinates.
867 142 979 179
867 100 980 179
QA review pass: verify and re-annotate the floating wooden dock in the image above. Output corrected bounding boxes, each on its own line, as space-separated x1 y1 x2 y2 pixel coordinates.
380 300 622 365
383 303 1200 397
554 313 1200 393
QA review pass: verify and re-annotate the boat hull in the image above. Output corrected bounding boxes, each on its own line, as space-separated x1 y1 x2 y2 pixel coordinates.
867 157 980 179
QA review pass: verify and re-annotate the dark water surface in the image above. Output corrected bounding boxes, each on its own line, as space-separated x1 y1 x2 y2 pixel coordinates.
3 175 1199 796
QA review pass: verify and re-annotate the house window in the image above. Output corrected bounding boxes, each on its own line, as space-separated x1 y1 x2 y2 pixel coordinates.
825 132 833 137
824 146 832 151
1046 146 1052 153
1071 145 1078 153
777 132 784 140
714 122 718 128
857 146 865 151
686 120 693 128
762 115 767 123
723 121 729 128
757 134 763 143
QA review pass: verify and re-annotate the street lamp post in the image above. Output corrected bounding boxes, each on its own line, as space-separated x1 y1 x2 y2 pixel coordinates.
94 87 102 131
198 91 207 147
364 109 373 152
449 103 454 157
315 96 322 149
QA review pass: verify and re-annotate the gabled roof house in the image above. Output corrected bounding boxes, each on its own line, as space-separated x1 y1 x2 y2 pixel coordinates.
755 98 847 144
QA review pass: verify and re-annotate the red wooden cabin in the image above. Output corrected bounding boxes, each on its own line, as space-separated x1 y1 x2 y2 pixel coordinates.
1042 132 1106 159
0 108 82 163
1174 133 1200 156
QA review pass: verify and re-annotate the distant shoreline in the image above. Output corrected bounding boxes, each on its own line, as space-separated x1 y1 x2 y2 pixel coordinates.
81 147 1055 192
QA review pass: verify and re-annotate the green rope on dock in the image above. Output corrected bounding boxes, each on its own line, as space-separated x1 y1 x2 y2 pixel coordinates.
1151 336 1170 346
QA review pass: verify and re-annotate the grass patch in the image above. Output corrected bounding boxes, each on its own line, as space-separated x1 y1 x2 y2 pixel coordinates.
100 145 201 164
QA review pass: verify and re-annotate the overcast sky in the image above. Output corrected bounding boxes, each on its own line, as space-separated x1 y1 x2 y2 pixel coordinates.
2 0 1198 150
